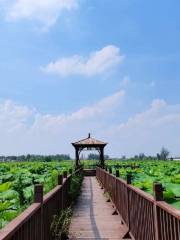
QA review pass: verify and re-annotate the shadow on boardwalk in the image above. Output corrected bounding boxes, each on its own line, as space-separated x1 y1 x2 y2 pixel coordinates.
69 177 130 240
89 178 102 239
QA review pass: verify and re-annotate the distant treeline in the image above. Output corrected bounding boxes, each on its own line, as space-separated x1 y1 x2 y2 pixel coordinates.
0 153 109 162
0 147 172 162
86 147 171 161
86 153 110 160
0 154 71 162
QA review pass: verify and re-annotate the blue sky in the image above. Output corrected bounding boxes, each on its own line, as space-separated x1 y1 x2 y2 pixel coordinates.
0 0 180 157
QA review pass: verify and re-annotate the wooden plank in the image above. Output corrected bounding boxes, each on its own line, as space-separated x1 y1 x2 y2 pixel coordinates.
69 177 130 240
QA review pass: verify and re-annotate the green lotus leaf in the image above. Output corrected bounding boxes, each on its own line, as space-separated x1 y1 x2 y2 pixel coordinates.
0 182 11 193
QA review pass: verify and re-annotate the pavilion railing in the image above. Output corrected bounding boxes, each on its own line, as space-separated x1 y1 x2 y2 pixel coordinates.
96 167 180 240
0 169 82 240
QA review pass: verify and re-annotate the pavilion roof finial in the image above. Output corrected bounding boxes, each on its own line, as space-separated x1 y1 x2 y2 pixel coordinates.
88 133 91 138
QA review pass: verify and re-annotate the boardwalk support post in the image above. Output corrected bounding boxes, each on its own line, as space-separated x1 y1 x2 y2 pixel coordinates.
112 209 118 215
123 231 131 239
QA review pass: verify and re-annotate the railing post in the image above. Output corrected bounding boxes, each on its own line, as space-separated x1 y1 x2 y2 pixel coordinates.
112 174 118 215
126 174 131 231
58 174 63 211
63 171 68 178
116 170 119 178
153 182 164 240
63 171 68 208
109 167 112 174
153 183 164 201
58 174 63 185
34 184 43 240
34 184 43 203
122 175 132 239
69 169 73 175
66 175 71 207
127 174 132 184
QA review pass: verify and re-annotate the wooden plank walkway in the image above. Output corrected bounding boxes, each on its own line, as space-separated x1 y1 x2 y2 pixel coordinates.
69 177 130 240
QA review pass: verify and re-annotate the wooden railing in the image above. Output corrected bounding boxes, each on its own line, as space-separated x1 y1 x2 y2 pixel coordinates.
0 169 81 240
96 167 180 240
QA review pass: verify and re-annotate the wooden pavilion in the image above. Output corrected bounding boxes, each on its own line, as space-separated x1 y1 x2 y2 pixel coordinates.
72 133 107 168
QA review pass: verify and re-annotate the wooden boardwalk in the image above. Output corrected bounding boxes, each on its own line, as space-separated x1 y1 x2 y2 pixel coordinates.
69 177 130 240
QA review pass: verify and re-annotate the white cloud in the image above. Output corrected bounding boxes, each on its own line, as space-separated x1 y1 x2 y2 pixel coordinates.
69 90 125 120
5 0 78 28
0 100 35 129
107 99 180 157
1 94 180 157
42 45 124 77
0 90 124 155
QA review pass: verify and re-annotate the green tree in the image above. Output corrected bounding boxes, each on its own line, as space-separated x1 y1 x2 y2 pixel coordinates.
158 147 170 160
88 153 99 160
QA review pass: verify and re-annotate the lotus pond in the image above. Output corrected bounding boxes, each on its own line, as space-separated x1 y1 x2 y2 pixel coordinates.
0 160 179 229
106 160 180 210
0 161 73 228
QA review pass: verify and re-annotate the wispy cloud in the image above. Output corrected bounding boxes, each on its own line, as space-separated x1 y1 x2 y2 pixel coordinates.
119 76 131 87
1 93 180 157
107 99 180 157
0 90 125 155
42 45 124 77
4 0 79 28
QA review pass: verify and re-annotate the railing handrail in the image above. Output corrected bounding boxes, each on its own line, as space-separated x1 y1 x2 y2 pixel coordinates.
96 166 180 240
120 178 155 203
43 175 71 204
0 203 41 239
0 170 78 240
96 167 180 214
43 185 62 204
156 201 180 219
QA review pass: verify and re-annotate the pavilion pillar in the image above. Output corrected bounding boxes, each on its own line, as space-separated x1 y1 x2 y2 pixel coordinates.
75 147 79 168
100 147 105 168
